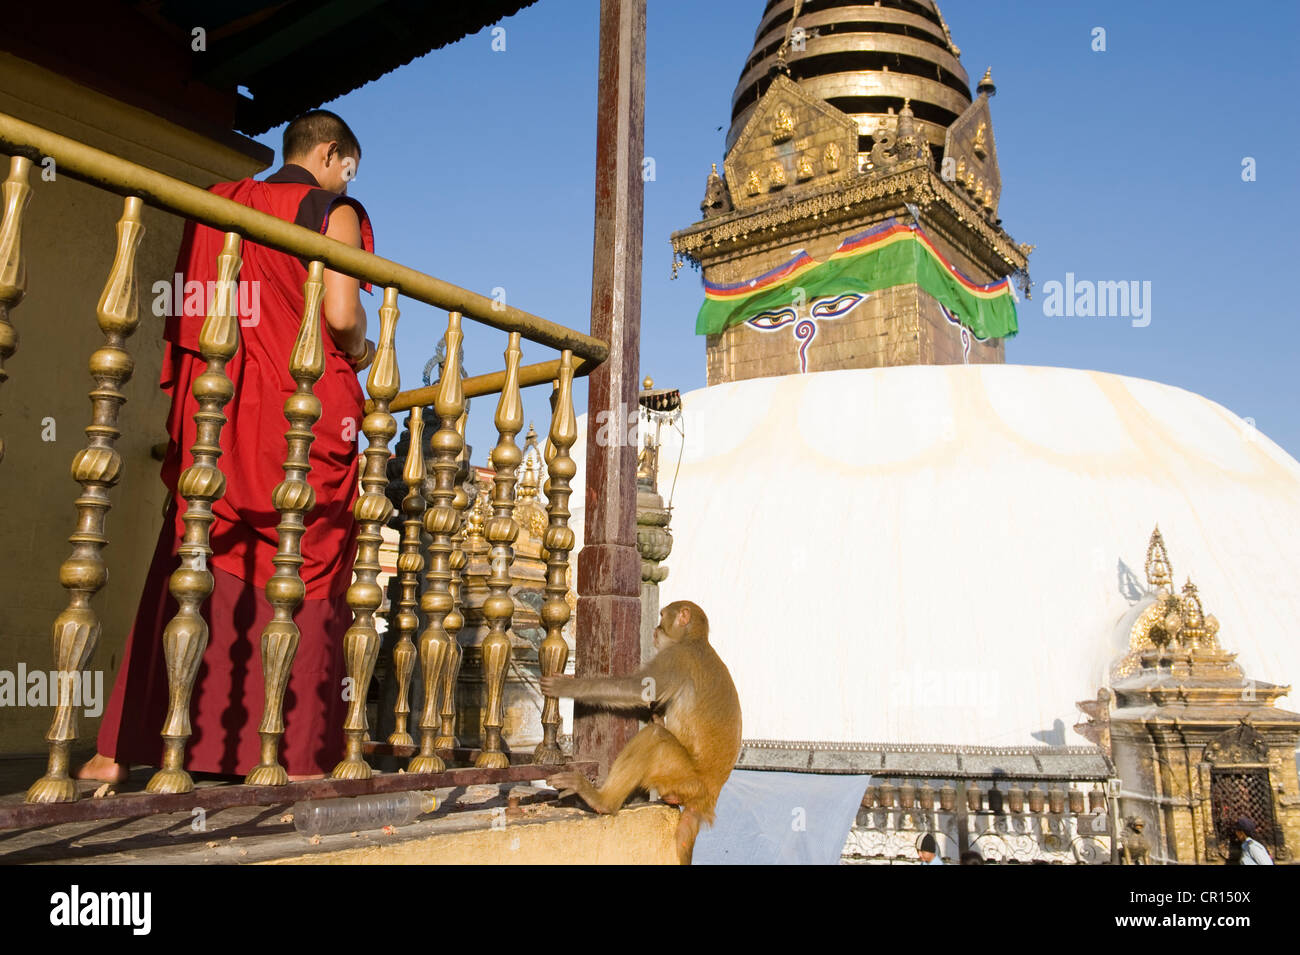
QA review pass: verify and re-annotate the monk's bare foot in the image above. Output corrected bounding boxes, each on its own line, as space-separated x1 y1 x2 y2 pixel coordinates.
75 753 128 784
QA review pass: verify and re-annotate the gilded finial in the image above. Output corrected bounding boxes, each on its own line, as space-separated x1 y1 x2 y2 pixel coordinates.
643 376 653 390
1179 578 1207 649
518 422 542 502
466 491 488 547
977 67 996 97
1145 525 1173 595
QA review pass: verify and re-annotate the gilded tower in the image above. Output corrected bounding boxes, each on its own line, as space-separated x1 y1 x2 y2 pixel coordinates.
672 0 1032 385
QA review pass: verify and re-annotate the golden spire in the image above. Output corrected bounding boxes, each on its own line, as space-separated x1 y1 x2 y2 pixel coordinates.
1145 525 1173 595
517 422 542 502
977 67 996 97
1179 578 1208 650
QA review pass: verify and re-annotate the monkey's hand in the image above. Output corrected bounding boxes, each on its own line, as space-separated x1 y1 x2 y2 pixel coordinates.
548 770 611 813
547 771 583 801
540 674 575 699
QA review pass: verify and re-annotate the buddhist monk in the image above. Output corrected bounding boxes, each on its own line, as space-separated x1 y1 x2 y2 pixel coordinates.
79 110 375 782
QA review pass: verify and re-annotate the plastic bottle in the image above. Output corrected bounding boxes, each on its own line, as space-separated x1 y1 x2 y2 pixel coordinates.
291 791 437 837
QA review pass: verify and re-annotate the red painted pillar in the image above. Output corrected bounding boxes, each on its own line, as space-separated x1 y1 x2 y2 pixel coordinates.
575 0 645 773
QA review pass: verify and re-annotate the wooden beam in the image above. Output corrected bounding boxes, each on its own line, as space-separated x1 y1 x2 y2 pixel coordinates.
0 762 597 832
574 0 646 775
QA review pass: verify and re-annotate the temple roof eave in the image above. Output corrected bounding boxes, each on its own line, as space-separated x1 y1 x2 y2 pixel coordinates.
1109 705 1300 730
671 163 1030 280
738 739 1115 781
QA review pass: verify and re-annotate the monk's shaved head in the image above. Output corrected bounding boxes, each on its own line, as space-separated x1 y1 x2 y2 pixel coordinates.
283 109 361 163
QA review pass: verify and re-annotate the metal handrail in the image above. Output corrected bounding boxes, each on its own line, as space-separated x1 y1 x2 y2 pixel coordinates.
0 110 608 363
385 355 592 414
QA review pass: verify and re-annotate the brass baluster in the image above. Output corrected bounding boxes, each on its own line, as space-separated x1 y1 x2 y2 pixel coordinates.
435 411 471 750
387 406 426 748
0 155 33 465
476 332 522 769
534 350 576 764
410 313 464 773
26 196 144 804
147 231 241 795
246 261 326 785
332 286 400 779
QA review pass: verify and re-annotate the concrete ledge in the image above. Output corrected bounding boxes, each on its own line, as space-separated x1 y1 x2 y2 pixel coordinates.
261 804 681 865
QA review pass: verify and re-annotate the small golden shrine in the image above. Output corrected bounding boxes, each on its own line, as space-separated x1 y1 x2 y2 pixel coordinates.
1077 527 1300 863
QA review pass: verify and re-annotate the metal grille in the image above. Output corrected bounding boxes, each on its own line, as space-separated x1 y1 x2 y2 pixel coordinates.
1211 770 1279 856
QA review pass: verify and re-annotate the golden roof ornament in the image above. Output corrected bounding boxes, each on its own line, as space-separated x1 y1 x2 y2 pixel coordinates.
1179 579 1207 649
771 105 796 143
897 98 915 139
1115 526 1227 674
636 432 656 487
822 141 841 173
1145 525 1173 595
977 67 996 98
700 162 730 217
465 489 489 551
933 3 961 56
517 422 542 502
767 159 787 189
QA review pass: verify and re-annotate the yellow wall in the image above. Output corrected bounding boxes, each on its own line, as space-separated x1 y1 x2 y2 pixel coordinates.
263 804 682 866
0 54 268 755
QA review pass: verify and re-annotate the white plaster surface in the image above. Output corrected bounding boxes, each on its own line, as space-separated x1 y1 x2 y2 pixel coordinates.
567 365 1300 747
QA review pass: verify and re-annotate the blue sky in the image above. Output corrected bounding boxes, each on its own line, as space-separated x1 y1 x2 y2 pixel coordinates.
252 0 1300 461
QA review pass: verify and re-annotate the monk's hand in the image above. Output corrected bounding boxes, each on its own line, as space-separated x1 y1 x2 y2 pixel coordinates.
540 674 574 698
346 339 376 373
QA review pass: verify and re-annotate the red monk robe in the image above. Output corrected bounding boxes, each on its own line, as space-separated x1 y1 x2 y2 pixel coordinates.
96 164 375 777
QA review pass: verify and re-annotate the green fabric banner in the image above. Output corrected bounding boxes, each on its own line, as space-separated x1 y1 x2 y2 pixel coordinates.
695 223 1018 340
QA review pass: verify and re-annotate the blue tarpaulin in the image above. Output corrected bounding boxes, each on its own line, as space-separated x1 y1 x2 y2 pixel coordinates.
693 770 870 865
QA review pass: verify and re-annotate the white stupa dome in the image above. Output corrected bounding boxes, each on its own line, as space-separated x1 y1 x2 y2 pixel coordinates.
569 365 1300 748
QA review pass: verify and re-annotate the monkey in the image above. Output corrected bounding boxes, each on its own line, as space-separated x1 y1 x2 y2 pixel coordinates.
543 600 741 864
1121 816 1149 865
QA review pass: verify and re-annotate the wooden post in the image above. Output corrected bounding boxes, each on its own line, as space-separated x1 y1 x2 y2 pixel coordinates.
576 0 646 773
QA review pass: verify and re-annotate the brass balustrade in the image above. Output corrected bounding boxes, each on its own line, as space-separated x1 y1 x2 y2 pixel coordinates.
1 113 601 808
387 405 426 750
0 111 606 366
438 416 472 750
410 313 465 773
387 355 593 415
477 333 524 769
332 288 401 780
534 351 578 764
0 155 32 465
148 231 243 797
26 197 145 804
246 261 328 787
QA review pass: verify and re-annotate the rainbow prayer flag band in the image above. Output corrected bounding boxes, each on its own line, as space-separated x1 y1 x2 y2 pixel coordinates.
695 219 1019 339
